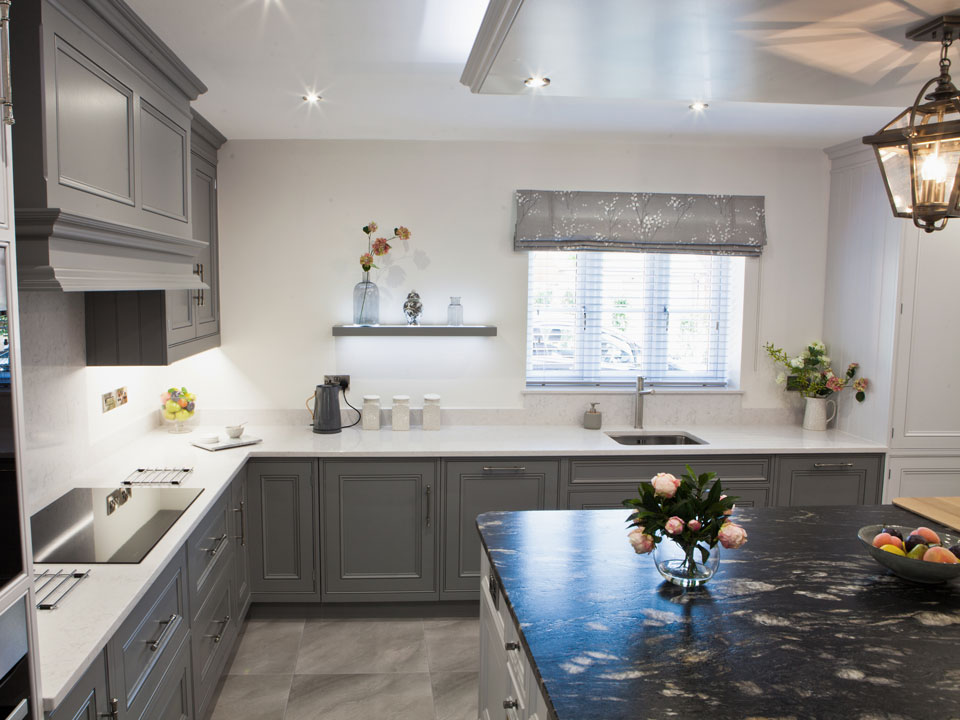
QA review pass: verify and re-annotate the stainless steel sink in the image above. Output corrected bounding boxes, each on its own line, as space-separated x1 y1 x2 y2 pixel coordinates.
606 431 706 446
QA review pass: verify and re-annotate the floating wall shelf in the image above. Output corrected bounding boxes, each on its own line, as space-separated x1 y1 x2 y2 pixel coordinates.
332 324 497 337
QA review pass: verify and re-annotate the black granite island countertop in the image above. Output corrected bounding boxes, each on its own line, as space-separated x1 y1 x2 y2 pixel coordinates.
477 506 960 720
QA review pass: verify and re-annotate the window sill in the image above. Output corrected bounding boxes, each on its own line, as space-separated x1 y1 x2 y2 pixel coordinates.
522 387 744 396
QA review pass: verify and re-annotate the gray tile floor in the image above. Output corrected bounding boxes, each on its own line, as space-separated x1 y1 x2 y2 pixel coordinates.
211 616 479 720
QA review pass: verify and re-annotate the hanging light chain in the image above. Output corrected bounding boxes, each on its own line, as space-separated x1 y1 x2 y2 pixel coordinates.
940 34 954 76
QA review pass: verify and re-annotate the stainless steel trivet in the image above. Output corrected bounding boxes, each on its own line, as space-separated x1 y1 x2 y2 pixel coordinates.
34 569 90 610
121 467 193 485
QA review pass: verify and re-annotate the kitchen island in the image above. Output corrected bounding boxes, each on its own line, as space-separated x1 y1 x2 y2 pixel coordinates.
477 506 960 720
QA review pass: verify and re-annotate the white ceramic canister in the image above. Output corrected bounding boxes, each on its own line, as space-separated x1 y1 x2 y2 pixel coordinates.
423 394 441 430
361 395 381 431
392 395 411 431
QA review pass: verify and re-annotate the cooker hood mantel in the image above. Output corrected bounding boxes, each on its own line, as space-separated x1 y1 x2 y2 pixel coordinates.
15 209 209 292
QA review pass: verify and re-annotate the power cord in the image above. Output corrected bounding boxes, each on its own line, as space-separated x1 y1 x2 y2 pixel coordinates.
341 387 362 428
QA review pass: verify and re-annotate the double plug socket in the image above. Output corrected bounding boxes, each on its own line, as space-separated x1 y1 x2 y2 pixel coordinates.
324 374 350 391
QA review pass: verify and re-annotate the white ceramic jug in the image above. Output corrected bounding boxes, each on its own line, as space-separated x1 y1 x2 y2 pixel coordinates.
802 396 836 431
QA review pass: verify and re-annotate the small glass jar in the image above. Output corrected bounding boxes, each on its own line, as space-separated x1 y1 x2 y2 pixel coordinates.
392 395 410 431
361 395 381 431
423 394 441 431
447 297 463 326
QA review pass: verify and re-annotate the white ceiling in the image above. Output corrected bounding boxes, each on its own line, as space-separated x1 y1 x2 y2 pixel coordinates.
126 0 960 148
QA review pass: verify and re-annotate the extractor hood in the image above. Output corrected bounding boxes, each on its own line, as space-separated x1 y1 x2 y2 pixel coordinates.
15 210 209 292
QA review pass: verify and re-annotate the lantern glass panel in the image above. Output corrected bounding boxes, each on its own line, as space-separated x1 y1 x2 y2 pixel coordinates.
910 138 960 213
878 145 913 214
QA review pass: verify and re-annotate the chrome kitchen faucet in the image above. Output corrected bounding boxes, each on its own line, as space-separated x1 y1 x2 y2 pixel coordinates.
634 377 654 429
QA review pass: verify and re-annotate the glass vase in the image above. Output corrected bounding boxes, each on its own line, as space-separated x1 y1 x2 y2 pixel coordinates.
653 537 720 587
447 296 463 326
353 272 380 326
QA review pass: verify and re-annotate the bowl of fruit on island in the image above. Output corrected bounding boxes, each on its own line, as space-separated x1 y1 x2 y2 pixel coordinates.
858 524 960 584
161 387 196 433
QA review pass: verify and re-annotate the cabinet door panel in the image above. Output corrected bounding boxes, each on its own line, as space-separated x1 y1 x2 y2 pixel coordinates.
567 489 632 510
141 633 192 720
444 461 558 594
231 474 250 617
54 37 134 204
47 651 109 720
248 461 316 596
323 460 436 599
775 456 882 506
192 154 219 336
140 101 187 221
884 457 960 503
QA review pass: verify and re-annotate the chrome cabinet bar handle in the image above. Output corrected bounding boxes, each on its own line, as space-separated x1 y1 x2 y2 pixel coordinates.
148 614 180 652
813 462 854 470
99 698 119 720
232 501 245 546
482 466 526 473
206 533 228 556
504 641 520 651
3 698 28 720
503 698 519 709
194 263 205 307
0 1 13 126
425 485 432 527
205 615 230 643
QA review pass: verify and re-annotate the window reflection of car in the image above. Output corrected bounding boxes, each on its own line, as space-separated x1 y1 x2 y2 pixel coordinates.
530 325 642 371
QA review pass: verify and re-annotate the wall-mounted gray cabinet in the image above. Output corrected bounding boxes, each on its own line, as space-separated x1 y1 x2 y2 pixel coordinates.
11 0 210 291
323 460 438 601
84 112 225 366
247 460 318 599
774 455 883 506
442 460 559 596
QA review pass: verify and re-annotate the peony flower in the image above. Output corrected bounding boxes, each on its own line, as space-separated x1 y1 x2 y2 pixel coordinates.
719 494 734 516
718 522 748 549
853 378 868 392
665 516 685 535
687 519 702 532
364 222 378 234
651 472 681 498
826 376 844 393
360 252 374 271
395 226 411 240
372 238 391 256
628 528 655 554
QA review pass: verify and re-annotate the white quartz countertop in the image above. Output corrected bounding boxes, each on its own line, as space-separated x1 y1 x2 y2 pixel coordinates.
33 422 885 709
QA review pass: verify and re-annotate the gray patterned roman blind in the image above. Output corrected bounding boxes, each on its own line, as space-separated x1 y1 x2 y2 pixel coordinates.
514 190 767 257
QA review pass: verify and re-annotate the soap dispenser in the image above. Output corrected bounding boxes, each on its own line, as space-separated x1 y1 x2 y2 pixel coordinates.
583 402 602 430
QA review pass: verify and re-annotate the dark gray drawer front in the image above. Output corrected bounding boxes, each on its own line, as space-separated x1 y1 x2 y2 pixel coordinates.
569 457 770 485
109 548 188 718
192 562 236 718
775 455 883 506
567 490 634 510
141 632 192 720
722 483 771 508
186 492 231 615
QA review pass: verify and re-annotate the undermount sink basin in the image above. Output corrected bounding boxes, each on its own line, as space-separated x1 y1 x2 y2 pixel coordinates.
606 431 706 446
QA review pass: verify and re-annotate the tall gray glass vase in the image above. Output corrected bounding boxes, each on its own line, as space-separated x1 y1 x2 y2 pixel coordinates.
353 272 380 326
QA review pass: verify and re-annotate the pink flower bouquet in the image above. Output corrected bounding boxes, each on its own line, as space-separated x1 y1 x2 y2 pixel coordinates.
624 465 747 583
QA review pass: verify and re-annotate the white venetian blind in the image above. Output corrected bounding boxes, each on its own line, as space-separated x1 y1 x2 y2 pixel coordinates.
526 251 736 386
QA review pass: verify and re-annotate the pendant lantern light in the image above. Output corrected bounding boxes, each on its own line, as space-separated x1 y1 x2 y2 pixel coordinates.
863 17 960 233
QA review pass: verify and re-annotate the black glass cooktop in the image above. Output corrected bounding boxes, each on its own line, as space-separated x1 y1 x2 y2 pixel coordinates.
31 487 203 564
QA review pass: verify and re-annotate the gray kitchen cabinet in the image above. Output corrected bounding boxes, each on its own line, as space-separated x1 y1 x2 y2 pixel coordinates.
190 561 236 720
185 491 232 615
774 455 884 506
230 472 251 619
46 650 112 720
567 489 633 509
11 0 209 291
323 460 438 601
247 460 318 599
84 113 226 366
442 460 559 596
140 634 193 720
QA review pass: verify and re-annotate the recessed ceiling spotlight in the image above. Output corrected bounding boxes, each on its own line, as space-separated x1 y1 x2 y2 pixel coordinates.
524 76 551 88
303 91 322 104
689 101 709 111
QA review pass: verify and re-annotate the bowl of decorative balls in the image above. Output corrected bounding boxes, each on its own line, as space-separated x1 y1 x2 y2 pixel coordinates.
160 386 197 434
858 524 960 584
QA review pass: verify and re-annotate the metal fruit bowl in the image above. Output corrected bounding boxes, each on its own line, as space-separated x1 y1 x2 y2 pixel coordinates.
858 524 960 584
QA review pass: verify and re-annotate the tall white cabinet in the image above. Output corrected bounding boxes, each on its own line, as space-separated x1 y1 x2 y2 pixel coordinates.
825 141 960 501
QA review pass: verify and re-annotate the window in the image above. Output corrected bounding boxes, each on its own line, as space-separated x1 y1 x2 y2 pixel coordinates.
526 251 740 386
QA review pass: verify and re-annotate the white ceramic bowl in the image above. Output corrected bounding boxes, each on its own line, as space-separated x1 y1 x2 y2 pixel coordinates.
225 425 244 439
858 524 960 584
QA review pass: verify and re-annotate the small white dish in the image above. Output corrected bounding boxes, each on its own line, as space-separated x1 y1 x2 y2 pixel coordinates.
225 425 244 439
197 434 220 444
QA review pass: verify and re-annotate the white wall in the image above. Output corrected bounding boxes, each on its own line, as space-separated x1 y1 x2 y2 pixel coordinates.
202 139 830 411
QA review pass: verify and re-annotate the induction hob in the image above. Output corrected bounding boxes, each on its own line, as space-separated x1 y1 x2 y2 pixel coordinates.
31 487 203 564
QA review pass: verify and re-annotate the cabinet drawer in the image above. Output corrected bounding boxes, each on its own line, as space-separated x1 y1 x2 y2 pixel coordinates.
721 483 771 509
775 455 883 506
191 562 236 719
141 632 192 720
566 490 633 510
569 457 770 485
47 651 110 720
108 548 188 719
186 492 232 615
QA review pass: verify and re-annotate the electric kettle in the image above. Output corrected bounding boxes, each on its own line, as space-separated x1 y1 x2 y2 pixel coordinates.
308 383 342 434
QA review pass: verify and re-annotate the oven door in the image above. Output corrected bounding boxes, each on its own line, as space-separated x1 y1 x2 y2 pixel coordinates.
0 245 22 593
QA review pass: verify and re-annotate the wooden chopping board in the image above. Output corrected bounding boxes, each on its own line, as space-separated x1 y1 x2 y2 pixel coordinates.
892 496 960 532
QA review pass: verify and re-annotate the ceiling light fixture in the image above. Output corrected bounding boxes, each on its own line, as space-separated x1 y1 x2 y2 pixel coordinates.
302 91 322 104
863 16 960 233
524 76 550 88
689 101 709 111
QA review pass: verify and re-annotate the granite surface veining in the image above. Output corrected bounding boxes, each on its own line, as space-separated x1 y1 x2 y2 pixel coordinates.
478 507 960 720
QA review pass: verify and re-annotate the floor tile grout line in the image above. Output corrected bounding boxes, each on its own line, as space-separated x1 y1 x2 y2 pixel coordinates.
282 618 307 718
